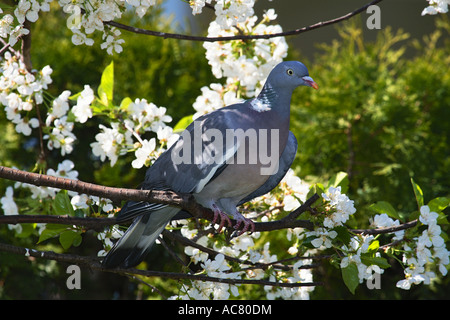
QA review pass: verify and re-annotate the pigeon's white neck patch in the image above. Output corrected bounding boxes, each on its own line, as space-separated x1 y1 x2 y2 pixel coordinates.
250 98 271 112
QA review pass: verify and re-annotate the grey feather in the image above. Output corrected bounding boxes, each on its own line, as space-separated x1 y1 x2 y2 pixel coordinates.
102 207 180 268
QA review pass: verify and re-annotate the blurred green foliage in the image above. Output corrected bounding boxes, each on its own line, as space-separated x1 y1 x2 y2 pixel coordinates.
291 18 450 219
0 3 449 299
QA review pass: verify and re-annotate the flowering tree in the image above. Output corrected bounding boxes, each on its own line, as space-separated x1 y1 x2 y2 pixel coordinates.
0 0 449 299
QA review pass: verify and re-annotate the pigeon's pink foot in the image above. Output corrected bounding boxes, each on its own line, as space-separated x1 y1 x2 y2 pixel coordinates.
212 204 232 233
233 214 255 236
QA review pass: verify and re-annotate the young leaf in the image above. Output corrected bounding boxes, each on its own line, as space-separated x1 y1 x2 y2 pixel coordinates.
327 171 349 194
59 230 82 250
341 262 359 294
173 114 193 133
119 97 133 111
37 224 69 244
98 61 114 106
307 183 325 200
368 201 401 220
411 178 424 209
361 256 391 269
367 240 380 253
53 190 74 216
427 197 450 213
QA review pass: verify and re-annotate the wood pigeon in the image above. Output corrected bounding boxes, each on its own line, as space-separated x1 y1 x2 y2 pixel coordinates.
102 61 318 268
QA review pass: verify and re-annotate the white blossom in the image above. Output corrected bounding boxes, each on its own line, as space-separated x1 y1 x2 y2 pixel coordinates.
1 187 19 216
128 99 172 132
421 0 449 15
72 85 94 123
131 138 157 169
419 205 439 225
91 123 131 166
101 28 125 55
307 228 337 249
0 14 14 39
322 186 356 228
51 90 71 118
189 0 212 15
71 29 94 46
44 116 76 156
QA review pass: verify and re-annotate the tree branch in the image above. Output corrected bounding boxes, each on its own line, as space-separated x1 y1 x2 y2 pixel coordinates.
0 165 315 232
105 0 384 42
162 230 320 272
0 165 420 236
21 20 33 72
352 219 418 235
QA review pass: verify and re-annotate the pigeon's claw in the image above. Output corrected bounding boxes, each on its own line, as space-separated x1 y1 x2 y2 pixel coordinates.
233 214 255 236
212 204 232 233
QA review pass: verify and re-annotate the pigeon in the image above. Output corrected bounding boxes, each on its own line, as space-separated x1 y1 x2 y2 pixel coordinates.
102 61 318 268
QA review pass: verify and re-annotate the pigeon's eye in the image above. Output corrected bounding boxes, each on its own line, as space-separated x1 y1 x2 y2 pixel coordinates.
286 69 294 76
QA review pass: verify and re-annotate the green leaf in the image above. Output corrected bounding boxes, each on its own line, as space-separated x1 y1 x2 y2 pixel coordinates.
307 183 325 200
59 230 82 250
368 201 401 221
173 114 193 133
367 240 380 253
327 171 349 194
411 178 424 209
361 255 391 269
341 262 359 294
53 190 74 216
119 97 133 111
332 226 351 244
38 224 69 244
428 197 450 213
98 61 114 106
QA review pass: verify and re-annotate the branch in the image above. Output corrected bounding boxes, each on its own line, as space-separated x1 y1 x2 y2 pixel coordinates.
105 0 384 42
21 20 32 72
0 165 421 236
0 165 315 232
162 230 320 272
0 214 116 231
0 166 187 206
352 220 418 235
0 242 322 288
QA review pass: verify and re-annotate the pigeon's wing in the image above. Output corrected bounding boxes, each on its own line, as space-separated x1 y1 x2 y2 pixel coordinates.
143 106 243 194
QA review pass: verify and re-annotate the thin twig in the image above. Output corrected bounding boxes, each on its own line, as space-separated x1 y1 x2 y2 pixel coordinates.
352 220 418 235
103 0 384 42
163 230 320 272
283 193 321 221
0 214 116 231
0 242 321 288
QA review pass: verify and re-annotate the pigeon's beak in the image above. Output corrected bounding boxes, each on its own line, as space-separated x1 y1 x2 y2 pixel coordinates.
302 76 319 90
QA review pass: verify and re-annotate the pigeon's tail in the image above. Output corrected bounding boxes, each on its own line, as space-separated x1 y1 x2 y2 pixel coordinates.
102 204 180 269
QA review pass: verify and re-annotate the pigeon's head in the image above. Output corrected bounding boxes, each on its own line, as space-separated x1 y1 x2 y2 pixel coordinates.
268 61 318 91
